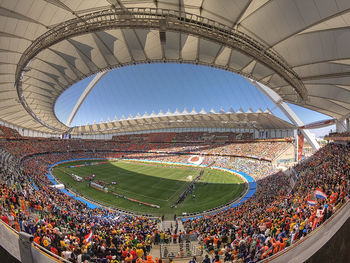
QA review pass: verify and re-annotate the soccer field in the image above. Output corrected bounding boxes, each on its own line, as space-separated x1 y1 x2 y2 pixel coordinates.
53 159 246 218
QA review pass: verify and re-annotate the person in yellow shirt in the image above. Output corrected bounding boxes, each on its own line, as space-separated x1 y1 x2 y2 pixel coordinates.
136 246 144 259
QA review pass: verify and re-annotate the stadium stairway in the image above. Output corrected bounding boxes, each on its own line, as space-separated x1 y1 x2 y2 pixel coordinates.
161 219 185 233
161 220 176 232
177 219 185 233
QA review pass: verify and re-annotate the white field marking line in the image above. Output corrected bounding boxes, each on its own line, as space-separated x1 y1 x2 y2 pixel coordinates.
164 170 203 202
150 178 165 189
98 174 170 201
92 161 209 202
160 170 198 201
150 185 178 192
119 162 196 189
107 175 180 202
114 188 169 202
103 175 178 193
175 189 242 209
149 174 187 190
165 181 192 202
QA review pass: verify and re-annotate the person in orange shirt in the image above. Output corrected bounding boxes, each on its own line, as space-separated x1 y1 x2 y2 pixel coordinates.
145 255 154 263
125 253 133 263
14 220 20 232
213 236 219 248
33 236 40 245
330 192 338 205
261 245 269 260
280 238 287 251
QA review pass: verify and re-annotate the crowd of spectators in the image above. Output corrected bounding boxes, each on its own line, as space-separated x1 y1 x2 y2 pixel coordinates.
112 132 254 143
0 124 21 138
0 137 291 162
1 150 162 262
0 129 349 262
117 152 276 180
182 143 349 262
326 131 350 139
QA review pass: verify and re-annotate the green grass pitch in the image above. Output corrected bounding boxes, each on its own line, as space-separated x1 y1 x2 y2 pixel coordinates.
53 159 246 218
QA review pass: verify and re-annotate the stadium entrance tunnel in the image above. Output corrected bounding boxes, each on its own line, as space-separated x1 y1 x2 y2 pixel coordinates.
52 159 247 217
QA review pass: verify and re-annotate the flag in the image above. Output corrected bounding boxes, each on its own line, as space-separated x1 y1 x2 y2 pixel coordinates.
307 199 316 206
315 189 327 200
35 214 40 224
84 230 93 244
297 130 304 160
316 209 324 218
21 199 29 216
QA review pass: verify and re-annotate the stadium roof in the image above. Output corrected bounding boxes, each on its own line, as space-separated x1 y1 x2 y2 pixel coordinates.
1 0 350 133
70 109 295 135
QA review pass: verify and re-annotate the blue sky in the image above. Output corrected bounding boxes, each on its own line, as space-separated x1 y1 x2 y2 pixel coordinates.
55 63 334 137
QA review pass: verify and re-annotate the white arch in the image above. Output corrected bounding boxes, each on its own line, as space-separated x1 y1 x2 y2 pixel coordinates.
66 71 108 127
249 79 320 151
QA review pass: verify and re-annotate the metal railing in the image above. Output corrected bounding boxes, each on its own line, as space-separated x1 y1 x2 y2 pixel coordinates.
160 241 203 259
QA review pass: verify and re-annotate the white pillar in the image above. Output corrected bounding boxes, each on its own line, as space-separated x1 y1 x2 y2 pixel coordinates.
66 71 108 127
336 118 347 133
249 79 320 151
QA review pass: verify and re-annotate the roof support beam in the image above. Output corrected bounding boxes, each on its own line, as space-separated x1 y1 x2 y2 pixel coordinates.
66 71 108 126
249 78 320 151
14 7 306 132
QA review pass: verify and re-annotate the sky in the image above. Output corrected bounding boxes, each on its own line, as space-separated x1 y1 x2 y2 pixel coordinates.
55 63 335 137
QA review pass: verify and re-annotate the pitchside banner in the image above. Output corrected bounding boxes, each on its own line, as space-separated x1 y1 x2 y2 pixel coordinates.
297 130 304 161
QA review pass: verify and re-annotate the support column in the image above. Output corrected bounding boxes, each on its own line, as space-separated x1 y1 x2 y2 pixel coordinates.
336 118 347 133
66 71 108 127
249 79 320 151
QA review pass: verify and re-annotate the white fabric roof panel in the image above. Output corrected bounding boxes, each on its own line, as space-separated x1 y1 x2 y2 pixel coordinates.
70 111 294 135
0 0 349 133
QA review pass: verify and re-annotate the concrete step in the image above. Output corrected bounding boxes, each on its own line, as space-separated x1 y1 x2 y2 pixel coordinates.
161 220 176 232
